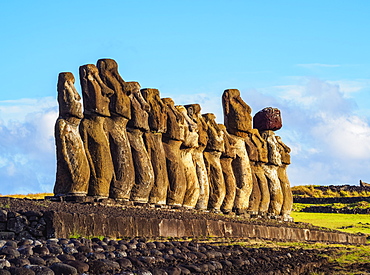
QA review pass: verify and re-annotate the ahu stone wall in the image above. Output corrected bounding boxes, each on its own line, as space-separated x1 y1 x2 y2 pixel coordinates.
54 59 293 220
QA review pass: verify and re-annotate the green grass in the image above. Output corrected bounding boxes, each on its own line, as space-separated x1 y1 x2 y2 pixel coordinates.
291 212 370 235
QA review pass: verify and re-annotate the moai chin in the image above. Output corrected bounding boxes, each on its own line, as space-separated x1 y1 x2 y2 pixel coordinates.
54 72 90 196
97 59 135 200
79 64 114 198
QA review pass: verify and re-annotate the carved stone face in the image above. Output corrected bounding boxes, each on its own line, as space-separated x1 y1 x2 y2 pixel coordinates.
97 59 131 119
79 64 114 117
57 72 83 119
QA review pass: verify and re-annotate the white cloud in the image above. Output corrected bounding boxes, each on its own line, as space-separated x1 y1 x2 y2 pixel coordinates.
0 97 58 194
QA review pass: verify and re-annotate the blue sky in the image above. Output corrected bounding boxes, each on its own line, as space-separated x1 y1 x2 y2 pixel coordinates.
1 1 370 194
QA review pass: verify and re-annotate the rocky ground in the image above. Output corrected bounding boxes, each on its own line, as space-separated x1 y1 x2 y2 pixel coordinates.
0 236 328 275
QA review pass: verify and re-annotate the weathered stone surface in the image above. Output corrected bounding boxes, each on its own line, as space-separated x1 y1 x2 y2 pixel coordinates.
127 82 150 131
184 104 209 211
176 106 200 209
144 132 169 205
253 107 282 131
97 59 135 200
47 210 366 244
219 125 237 214
54 72 90 196
79 64 114 198
261 130 283 215
222 89 252 134
127 129 154 203
203 114 225 211
232 137 253 214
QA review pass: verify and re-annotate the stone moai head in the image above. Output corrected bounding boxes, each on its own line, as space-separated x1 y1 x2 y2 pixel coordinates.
79 64 114 117
141 88 167 133
162 98 185 141
97 59 131 119
222 89 252 134
57 72 83 120
202 113 225 153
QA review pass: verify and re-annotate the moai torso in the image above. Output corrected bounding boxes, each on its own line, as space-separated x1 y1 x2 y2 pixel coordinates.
185 104 210 210
96 59 135 200
54 72 90 196
176 105 200 208
141 88 169 205
203 113 225 211
79 64 114 198
162 98 187 206
261 130 283 216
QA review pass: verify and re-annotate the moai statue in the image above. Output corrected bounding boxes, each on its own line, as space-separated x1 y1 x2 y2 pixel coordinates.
79 64 114 198
161 98 186 207
218 124 237 214
276 136 293 221
260 130 284 216
54 72 90 196
202 113 225 212
126 83 155 203
254 107 286 217
184 104 210 210
141 88 169 205
222 89 254 215
97 59 135 201
245 129 270 216
176 105 200 209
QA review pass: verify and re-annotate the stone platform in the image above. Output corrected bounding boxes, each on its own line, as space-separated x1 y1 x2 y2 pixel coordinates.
0 197 366 244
